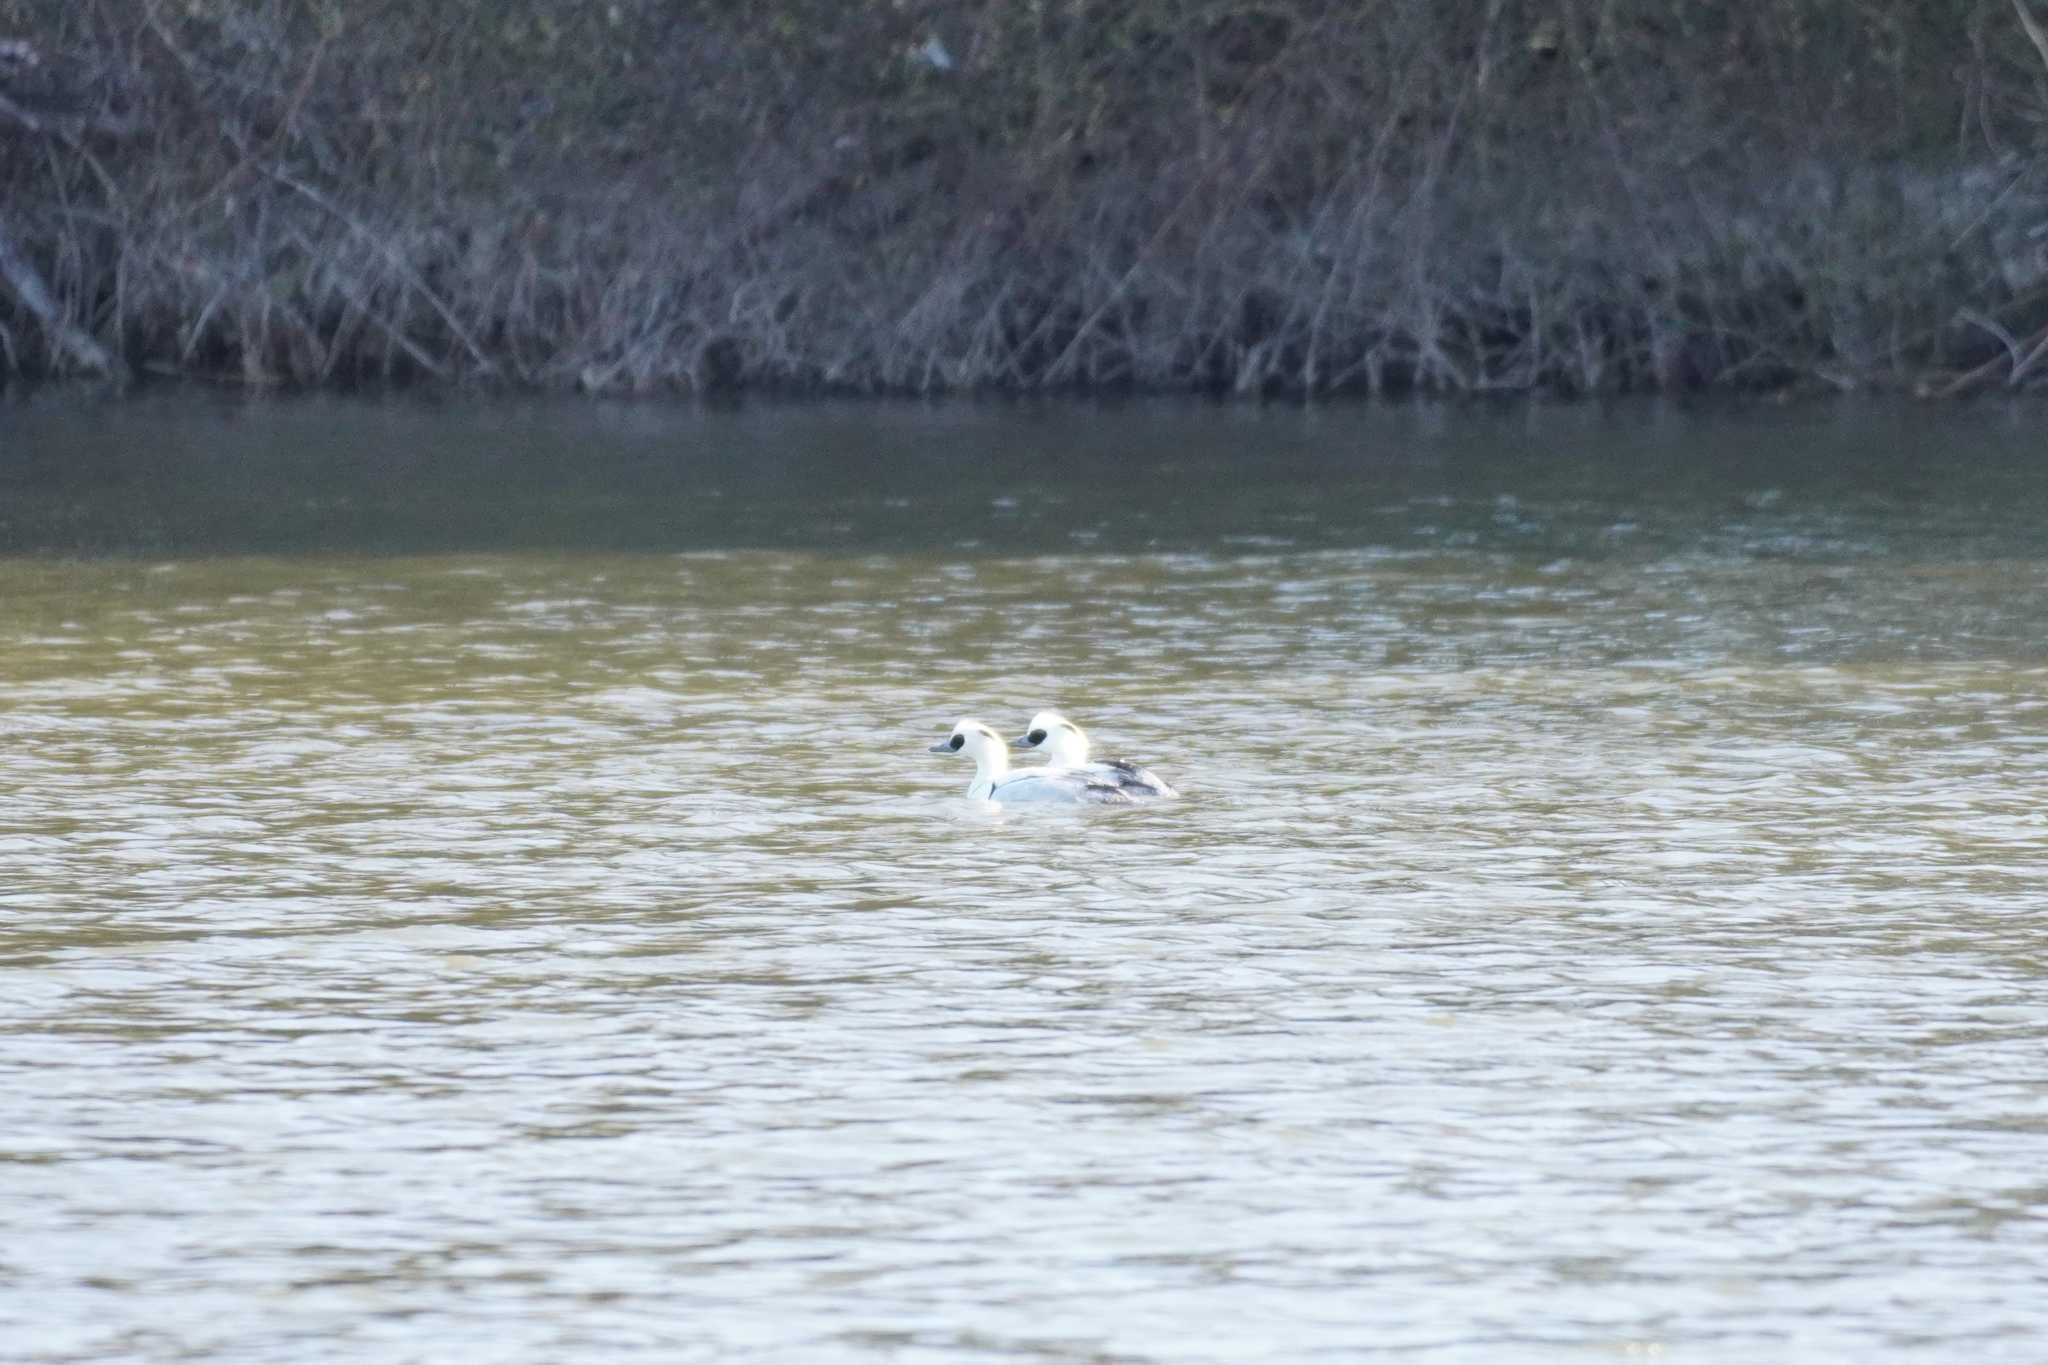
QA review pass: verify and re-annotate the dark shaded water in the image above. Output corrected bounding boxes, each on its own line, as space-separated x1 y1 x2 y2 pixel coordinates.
2 398 2046 1363
5 395 2046 566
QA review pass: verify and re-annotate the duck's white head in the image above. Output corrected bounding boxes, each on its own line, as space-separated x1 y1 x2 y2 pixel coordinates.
930 718 1011 769
1009 710 1090 767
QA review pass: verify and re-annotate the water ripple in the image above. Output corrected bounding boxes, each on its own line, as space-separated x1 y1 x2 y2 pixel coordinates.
3 545 2047 1363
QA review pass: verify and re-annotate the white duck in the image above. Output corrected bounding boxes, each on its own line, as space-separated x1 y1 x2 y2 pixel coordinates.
1009 710 1179 799
929 718 1137 804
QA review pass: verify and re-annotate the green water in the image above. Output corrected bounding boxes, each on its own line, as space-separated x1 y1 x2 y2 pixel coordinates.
1 397 2045 1363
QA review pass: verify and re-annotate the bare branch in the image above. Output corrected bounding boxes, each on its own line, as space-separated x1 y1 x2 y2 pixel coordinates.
2013 0 2048 79
0 210 128 383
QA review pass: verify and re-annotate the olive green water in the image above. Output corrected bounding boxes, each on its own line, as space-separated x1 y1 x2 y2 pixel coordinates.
2 398 2046 1363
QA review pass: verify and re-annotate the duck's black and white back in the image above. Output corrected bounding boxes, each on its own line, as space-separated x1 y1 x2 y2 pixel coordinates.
1078 754 1179 800
930 718 1138 805
989 767 1138 805
1010 710 1179 800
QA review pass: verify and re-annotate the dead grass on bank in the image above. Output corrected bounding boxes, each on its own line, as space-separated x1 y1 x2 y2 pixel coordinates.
2 0 2047 397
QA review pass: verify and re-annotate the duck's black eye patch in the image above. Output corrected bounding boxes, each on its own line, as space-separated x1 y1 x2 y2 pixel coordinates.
948 734 965 750
1028 729 1048 744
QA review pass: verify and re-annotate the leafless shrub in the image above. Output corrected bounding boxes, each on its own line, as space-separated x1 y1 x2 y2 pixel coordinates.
1 0 2045 395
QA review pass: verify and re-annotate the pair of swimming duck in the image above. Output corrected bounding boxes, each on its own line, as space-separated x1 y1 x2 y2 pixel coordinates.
930 710 1178 805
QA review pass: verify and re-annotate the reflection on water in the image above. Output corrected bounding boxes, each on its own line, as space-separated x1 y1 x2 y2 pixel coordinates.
2 399 2047 1362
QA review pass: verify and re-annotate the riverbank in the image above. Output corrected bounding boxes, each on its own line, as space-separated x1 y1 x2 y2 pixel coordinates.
4 2 2047 397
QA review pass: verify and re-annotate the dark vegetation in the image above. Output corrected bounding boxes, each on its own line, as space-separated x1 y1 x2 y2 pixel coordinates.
2 1 2047 397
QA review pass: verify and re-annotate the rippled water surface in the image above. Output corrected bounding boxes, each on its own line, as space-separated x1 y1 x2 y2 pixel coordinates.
3 399 2047 1362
